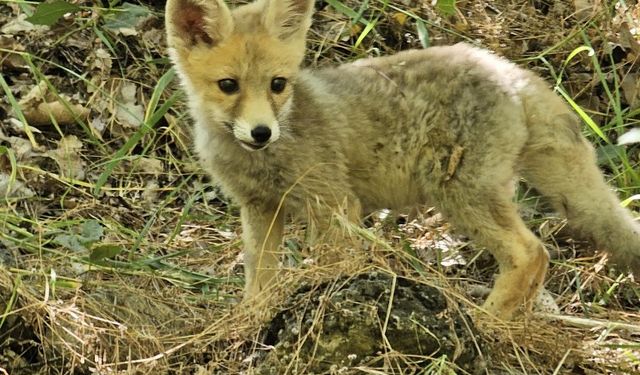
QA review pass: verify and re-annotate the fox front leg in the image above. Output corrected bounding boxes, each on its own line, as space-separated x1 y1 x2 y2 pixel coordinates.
240 205 285 300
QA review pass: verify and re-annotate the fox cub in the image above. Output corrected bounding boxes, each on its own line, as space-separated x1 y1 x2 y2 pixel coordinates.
166 0 640 318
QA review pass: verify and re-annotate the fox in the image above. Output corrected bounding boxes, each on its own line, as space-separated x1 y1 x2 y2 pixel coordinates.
165 0 640 319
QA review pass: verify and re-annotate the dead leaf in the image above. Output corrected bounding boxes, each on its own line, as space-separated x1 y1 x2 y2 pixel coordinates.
392 12 408 26
142 180 160 204
0 129 37 161
0 35 28 71
47 135 86 180
90 117 107 136
0 173 35 199
134 157 164 176
573 0 599 21
0 14 48 34
88 47 113 74
8 114 41 132
141 28 164 46
617 128 640 145
621 72 640 109
23 101 89 127
18 81 89 127
102 2 152 36
115 82 144 128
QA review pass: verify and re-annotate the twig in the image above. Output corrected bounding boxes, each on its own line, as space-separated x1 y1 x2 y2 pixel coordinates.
537 312 640 333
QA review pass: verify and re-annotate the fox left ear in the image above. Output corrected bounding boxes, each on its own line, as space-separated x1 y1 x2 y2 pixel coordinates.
166 0 233 51
263 0 314 40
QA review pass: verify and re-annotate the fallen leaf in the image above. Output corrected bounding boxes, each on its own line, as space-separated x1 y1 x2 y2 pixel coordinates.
573 0 598 21
0 35 28 71
53 220 104 252
90 116 107 136
392 12 408 26
0 173 35 198
1 14 48 34
26 0 80 26
47 135 86 180
90 47 113 72
103 2 152 36
142 180 160 204
617 128 640 145
115 82 144 128
54 234 87 252
89 244 123 263
0 129 37 161
18 81 89 127
134 157 164 176
621 72 640 109
435 0 457 17
23 101 90 127
80 220 104 242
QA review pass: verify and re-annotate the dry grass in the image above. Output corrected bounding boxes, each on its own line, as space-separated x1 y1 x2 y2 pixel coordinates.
1 0 640 374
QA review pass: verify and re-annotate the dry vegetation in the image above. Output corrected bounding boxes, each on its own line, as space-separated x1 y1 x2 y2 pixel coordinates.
1 0 640 374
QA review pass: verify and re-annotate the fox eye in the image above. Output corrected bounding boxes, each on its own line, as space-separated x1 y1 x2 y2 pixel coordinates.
218 79 239 94
271 77 287 93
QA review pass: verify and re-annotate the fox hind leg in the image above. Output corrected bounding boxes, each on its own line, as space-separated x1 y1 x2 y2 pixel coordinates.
433 182 550 319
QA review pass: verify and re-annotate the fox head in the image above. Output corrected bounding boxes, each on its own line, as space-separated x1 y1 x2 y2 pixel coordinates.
165 0 314 151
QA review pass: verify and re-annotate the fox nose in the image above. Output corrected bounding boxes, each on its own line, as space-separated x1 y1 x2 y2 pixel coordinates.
251 125 271 144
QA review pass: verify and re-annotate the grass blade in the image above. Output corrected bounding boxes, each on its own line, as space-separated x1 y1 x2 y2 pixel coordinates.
93 69 180 196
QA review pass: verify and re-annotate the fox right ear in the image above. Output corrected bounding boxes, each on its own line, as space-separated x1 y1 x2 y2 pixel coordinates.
165 0 233 50
263 0 314 40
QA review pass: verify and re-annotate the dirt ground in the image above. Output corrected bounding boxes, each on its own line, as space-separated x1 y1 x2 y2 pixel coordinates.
1 0 639 374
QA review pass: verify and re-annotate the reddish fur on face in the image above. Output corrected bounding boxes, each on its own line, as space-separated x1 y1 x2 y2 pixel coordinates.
182 32 303 131
168 0 307 135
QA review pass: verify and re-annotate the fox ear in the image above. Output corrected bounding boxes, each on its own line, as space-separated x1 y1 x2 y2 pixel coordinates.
166 0 233 50
263 0 314 40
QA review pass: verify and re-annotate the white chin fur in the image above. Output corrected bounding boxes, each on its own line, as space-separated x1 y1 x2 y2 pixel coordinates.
239 140 268 151
239 142 258 151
